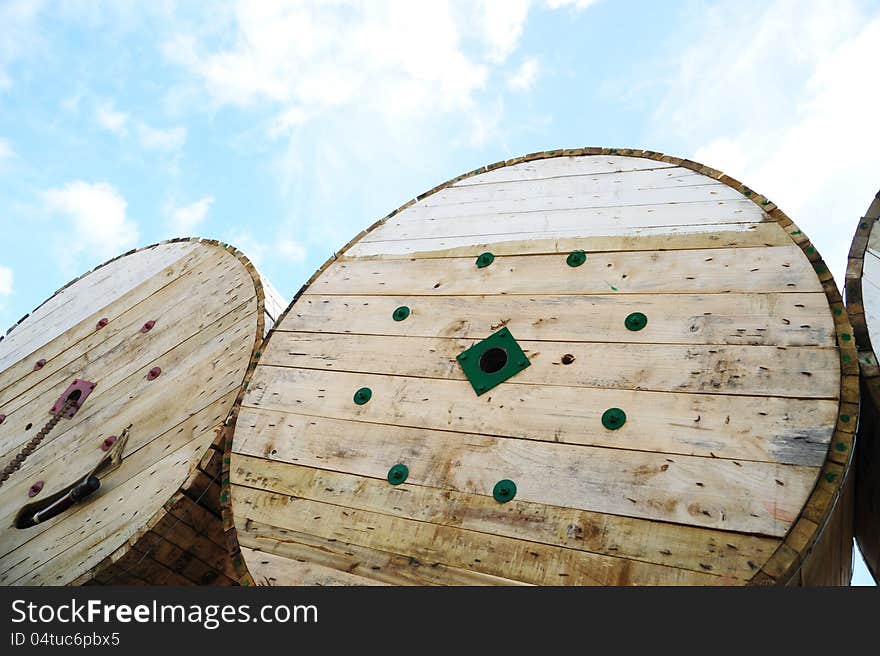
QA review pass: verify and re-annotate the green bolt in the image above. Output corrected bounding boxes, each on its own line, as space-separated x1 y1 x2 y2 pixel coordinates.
476 252 495 268
602 407 627 430
387 464 409 485
824 472 838 483
493 479 517 503
566 250 587 267
841 333 851 342
833 308 842 316
835 442 848 452
805 246 815 254
840 414 850 423
624 312 648 331
354 387 372 405
393 306 411 322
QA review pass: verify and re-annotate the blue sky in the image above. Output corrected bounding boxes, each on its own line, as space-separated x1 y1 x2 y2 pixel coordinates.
0 0 878 584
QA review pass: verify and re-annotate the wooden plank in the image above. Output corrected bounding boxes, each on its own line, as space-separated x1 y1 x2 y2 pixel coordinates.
0 242 200 373
0 388 237 561
402 184 745 222
242 367 836 467
239 526 530 586
363 201 767 244
449 156 677 186
235 487 731 585
232 454 780 579
280 293 836 347
1 428 210 585
0 304 255 480
0 250 251 417
347 222 791 259
240 546 384 586
308 246 820 297
263 332 839 399
233 407 816 535
425 167 714 206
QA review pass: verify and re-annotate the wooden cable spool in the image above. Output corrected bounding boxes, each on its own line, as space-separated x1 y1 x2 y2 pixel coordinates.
844 189 880 584
0 238 284 585
227 148 856 586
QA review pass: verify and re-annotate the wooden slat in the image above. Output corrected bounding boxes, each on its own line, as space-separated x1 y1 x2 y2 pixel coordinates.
1 428 210 585
232 454 780 579
0 242 200 373
425 167 714 206
232 407 816 535
281 293 835 347
263 332 839 399
0 305 255 498
450 156 677 186
0 388 238 562
242 367 836 467
235 487 730 585
0 250 250 422
347 222 791 258
308 246 819 297
363 201 767 244
240 547 384 586
239 526 529 586
401 185 745 222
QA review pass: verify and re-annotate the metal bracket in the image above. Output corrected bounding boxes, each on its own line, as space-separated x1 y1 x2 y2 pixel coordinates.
456 327 530 396
50 379 96 418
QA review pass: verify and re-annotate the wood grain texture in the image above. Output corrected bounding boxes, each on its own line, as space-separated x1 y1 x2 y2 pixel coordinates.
230 148 855 586
0 239 281 586
844 189 880 584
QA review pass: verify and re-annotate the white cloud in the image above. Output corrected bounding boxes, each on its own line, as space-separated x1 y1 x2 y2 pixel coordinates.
278 237 306 262
0 265 12 297
507 57 539 91
96 102 128 136
481 0 531 63
546 0 600 9
222 229 270 267
162 1 534 126
164 196 214 233
136 123 186 151
43 181 139 265
653 0 880 289
0 0 43 91
0 138 15 160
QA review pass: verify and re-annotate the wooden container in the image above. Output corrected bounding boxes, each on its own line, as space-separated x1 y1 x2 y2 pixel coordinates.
0 238 284 585
228 148 855 586
844 189 880 584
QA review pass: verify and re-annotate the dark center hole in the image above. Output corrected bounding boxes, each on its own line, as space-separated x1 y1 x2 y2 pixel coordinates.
561 354 575 365
67 389 82 403
479 347 508 374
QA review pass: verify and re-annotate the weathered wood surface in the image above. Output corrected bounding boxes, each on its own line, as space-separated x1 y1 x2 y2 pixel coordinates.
844 189 880 584
230 148 856 586
0 239 277 586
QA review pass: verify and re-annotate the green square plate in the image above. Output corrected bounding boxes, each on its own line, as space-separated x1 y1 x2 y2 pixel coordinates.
456 327 531 396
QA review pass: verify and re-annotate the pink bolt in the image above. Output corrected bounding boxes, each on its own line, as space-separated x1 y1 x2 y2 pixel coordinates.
101 436 117 452
147 366 161 380
28 481 44 497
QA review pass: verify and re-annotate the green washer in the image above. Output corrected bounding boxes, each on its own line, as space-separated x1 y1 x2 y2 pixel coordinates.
566 250 587 267
353 387 372 405
624 312 648 331
392 306 410 321
493 479 517 503
387 464 409 485
602 407 626 430
476 252 495 268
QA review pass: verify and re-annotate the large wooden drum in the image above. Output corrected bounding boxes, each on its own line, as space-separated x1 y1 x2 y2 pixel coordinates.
845 189 880 584
229 148 856 586
0 239 283 585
